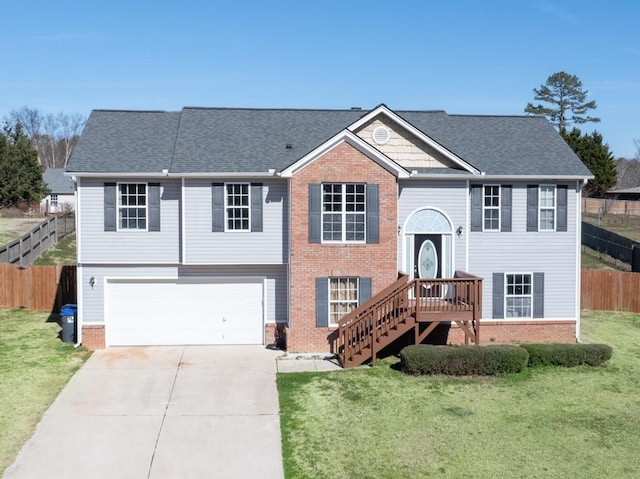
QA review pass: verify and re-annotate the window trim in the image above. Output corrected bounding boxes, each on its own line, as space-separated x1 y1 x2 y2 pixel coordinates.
538 184 556 231
504 272 533 319
224 182 251 233
321 182 367 243
328 277 359 327
482 184 500 232
116 182 148 232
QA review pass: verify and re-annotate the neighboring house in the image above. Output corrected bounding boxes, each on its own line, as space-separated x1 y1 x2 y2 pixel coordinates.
66 104 592 359
41 168 75 214
606 186 640 201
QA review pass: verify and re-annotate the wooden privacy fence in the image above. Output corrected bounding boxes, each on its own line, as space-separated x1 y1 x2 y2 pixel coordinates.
581 269 640 312
0 213 75 266
0 264 76 312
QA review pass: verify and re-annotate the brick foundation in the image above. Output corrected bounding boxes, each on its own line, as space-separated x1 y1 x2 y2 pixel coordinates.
82 325 105 350
265 323 287 349
287 142 399 352
445 320 577 345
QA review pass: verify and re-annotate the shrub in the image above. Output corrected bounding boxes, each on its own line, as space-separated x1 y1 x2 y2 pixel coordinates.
399 344 528 376
520 343 612 367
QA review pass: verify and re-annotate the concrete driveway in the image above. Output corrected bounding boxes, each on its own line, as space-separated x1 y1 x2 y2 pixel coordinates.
4 346 284 479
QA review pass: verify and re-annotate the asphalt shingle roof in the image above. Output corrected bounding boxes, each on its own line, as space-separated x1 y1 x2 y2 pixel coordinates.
43 168 74 193
67 106 592 178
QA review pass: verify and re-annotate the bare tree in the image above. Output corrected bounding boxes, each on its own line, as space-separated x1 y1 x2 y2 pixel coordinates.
5 107 86 167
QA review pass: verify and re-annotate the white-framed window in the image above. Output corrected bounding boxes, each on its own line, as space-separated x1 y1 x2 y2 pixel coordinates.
329 277 359 326
539 185 556 231
118 183 147 230
50 194 59 207
505 273 532 318
322 183 366 242
483 185 500 231
225 183 250 231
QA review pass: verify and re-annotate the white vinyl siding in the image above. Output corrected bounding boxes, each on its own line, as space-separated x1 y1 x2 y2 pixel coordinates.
77 178 180 263
468 182 578 320
397 181 468 274
184 179 288 264
79 264 288 328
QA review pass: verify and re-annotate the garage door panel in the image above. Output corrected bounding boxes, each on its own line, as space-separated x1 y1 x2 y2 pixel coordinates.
107 280 263 346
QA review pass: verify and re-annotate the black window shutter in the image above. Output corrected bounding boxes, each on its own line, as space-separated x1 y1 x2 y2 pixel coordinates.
470 185 482 232
557 185 568 232
493 273 504 319
501 185 512 232
315 278 329 327
358 277 372 305
104 183 116 232
212 183 224 232
148 183 161 232
533 273 544 318
366 184 379 244
309 183 321 243
527 185 538 232
250 183 263 232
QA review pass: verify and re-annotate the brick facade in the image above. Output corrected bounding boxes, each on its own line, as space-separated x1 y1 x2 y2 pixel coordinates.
82 325 105 350
287 142 399 352
445 320 576 344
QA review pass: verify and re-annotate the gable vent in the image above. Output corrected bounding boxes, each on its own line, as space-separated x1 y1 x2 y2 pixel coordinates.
372 126 390 145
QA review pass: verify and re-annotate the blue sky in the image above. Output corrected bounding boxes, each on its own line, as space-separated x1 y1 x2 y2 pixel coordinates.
1 0 638 158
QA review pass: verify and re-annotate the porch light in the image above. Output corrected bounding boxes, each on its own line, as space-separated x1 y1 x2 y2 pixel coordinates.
456 226 463 237
89 276 96 288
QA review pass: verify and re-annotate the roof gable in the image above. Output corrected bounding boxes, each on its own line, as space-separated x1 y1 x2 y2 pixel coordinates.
280 130 409 178
43 168 74 194
349 105 479 174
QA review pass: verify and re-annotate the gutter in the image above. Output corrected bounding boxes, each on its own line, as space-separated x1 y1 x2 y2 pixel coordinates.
65 171 282 179
405 173 594 181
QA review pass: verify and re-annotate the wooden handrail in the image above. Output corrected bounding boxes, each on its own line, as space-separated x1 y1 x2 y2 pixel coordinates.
337 272 483 368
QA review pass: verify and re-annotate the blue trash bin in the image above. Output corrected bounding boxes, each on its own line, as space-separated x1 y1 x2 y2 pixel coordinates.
60 304 77 343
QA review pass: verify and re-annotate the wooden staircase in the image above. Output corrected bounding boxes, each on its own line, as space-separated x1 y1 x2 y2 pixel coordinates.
336 272 483 368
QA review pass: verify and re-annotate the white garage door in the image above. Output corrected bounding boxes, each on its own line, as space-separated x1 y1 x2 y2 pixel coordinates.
106 279 264 346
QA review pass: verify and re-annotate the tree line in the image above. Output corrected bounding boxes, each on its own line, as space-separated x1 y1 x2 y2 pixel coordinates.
0 107 86 208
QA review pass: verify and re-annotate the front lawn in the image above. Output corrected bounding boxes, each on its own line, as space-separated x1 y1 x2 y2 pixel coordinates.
278 311 640 478
0 308 90 475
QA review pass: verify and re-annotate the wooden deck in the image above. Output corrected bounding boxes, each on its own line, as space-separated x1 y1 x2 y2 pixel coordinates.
336 272 483 368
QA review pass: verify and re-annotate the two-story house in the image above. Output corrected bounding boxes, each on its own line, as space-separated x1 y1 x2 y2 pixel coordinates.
67 104 592 365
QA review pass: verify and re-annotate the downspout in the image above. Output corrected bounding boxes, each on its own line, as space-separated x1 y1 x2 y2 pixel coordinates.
575 179 587 342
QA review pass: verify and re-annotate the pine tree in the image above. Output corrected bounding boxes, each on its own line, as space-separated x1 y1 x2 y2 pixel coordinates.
0 122 48 207
562 128 616 197
525 72 600 131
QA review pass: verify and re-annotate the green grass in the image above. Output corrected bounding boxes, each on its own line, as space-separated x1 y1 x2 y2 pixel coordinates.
583 212 640 242
0 308 90 475
0 217 46 245
582 245 628 271
33 233 76 265
278 312 640 478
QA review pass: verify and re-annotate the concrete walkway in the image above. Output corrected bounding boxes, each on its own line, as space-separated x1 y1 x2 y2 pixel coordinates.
276 356 343 373
4 346 284 479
